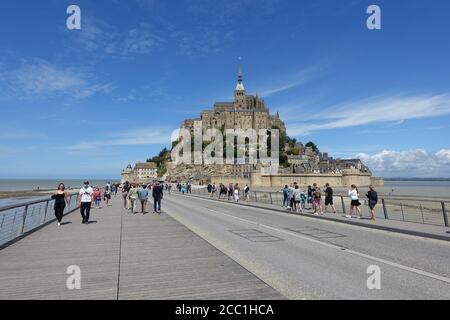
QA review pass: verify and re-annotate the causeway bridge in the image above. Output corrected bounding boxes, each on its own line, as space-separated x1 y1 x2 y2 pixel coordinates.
1 190 449 300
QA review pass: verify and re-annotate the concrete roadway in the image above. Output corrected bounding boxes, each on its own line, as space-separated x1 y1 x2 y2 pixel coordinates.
163 193 450 300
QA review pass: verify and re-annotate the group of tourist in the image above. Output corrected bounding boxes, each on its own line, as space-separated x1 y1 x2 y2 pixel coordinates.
204 183 251 203
176 180 379 221
281 183 378 220
51 180 169 226
176 183 191 194
121 181 164 214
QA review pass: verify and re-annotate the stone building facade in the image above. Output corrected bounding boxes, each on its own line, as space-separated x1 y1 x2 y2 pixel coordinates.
121 162 158 183
181 69 286 135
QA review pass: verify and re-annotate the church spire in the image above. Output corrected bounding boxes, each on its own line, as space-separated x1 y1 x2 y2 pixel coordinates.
235 67 245 91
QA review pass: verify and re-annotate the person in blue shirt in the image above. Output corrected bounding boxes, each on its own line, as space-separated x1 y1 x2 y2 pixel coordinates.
282 185 289 208
138 184 149 214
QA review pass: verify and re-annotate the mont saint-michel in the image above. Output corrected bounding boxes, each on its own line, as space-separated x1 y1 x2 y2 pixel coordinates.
147 70 383 188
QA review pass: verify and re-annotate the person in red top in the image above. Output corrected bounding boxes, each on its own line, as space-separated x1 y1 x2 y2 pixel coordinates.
93 188 102 209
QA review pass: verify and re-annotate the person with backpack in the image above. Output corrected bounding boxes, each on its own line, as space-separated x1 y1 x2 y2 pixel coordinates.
324 183 337 214
282 185 289 208
366 185 378 221
244 184 250 201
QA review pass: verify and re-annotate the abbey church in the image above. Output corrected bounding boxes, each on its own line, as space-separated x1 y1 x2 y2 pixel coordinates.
181 69 286 135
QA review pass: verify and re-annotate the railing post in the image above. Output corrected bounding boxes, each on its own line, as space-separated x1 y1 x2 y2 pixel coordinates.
18 205 29 237
441 202 449 227
340 196 346 214
382 199 389 219
254 191 258 202
40 200 49 225
269 192 273 205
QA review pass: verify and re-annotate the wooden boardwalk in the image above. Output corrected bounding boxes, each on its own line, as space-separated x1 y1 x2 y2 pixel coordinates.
0 196 284 300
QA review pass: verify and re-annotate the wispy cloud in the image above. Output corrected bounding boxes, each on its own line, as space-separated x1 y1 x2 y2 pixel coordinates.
66 127 176 152
260 66 322 97
2 59 111 99
357 149 450 177
65 17 164 57
286 94 450 136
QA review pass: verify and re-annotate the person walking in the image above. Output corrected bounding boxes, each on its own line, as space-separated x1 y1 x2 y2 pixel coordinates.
152 182 164 214
366 185 378 221
324 183 337 214
207 183 213 196
122 181 131 210
128 184 139 214
244 184 250 201
307 185 313 210
78 181 94 224
104 182 112 206
234 184 240 202
313 188 323 215
293 185 302 213
138 184 149 214
347 184 362 219
52 183 69 226
287 184 295 211
93 187 102 209
282 185 289 208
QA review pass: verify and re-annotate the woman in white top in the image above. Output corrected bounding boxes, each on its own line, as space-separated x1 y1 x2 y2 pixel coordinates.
234 184 240 202
347 184 362 219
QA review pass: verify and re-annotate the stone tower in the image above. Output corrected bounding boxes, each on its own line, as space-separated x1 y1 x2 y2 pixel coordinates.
234 68 245 109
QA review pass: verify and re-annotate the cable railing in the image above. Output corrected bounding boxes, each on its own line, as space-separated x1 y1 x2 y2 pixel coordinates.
0 194 78 247
185 187 450 228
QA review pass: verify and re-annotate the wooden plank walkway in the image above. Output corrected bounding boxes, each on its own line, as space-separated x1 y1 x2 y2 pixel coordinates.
0 196 284 300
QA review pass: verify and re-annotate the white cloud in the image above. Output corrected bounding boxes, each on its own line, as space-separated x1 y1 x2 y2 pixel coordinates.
68 17 164 57
356 149 450 177
4 60 111 99
66 127 177 152
286 94 450 136
260 66 321 97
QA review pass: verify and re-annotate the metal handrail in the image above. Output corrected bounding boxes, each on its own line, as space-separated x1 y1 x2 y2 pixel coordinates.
0 194 79 247
184 186 450 228
0 197 54 213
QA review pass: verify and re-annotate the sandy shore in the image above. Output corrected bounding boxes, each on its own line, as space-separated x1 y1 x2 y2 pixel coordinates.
0 189 78 200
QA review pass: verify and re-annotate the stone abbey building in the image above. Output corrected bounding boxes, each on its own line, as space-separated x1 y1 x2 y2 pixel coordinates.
181 69 286 135
165 70 383 187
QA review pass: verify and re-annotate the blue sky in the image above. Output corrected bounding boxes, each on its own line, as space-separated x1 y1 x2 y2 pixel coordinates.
0 0 449 179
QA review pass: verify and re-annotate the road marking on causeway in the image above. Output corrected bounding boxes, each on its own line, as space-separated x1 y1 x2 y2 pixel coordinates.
200 205 450 285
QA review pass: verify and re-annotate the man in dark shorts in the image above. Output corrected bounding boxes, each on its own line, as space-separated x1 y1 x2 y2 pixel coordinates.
324 183 337 214
152 182 164 214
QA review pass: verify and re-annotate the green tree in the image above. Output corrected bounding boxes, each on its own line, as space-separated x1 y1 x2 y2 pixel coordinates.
305 141 319 153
